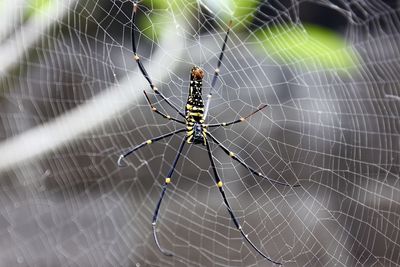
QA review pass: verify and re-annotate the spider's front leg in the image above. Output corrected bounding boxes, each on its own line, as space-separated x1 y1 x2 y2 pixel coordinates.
203 20 232 119
143 90 186 124
117 128 185 167
131 2 185 118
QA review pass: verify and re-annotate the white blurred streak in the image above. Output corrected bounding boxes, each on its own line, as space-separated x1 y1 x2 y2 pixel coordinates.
0 0 26 40
385 94 400 101
0 0 77 76
0 20 186 172
200 0 234 17
198 0 214 16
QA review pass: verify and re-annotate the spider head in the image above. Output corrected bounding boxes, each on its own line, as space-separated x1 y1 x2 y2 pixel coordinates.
191 66 204 80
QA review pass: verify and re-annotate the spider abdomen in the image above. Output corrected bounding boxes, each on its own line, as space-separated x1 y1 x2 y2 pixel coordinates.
186 122 206 145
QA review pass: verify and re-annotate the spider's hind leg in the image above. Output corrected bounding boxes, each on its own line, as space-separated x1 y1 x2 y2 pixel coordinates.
207 132 300 188
117 128 185 167
205 141 283 265
152 137 187 256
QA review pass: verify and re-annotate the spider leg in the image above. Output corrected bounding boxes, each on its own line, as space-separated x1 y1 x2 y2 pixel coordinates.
143 91 186 124
117 128 186 167
131 2 185 118
207 133 300 187
206 104 269 128
205 141 283 265
203 20 233 119
152 136 187 257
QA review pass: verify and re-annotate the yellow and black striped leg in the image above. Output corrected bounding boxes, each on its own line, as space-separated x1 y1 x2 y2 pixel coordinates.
207 133 300 187
152 137 187 256
117 129 186 167
207 104 269 128
131 2 185 118
143 91 186 124
205 142 283 265
204 20 233 119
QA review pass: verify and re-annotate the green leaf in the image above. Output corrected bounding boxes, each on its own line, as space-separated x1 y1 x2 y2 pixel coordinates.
255 24 359 70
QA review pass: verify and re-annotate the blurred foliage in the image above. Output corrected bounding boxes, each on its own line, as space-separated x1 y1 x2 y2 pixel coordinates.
202 0 260 29
24 0 53 19
255 24 358 70
139 0 260 42
138 0 196 42
230 0 260 28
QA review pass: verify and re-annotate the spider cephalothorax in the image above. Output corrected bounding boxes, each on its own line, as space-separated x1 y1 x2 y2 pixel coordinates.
117 2 300 265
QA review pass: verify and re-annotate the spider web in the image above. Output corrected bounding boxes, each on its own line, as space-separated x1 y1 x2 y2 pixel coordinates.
0 0 399 266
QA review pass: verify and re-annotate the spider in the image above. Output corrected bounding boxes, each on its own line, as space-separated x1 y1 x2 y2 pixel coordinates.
117 2 300 265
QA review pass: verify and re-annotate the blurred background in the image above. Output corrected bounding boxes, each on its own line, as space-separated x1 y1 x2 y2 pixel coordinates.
0 0 399 266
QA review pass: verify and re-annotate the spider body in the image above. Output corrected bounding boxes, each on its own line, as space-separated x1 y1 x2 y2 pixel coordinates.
118 3 300 264
186 66 207 145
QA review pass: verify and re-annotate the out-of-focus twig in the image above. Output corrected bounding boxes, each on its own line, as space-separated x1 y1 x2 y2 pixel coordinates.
0 0 25 41
0 18 187 173
0 1 77 76
385 94 400 101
